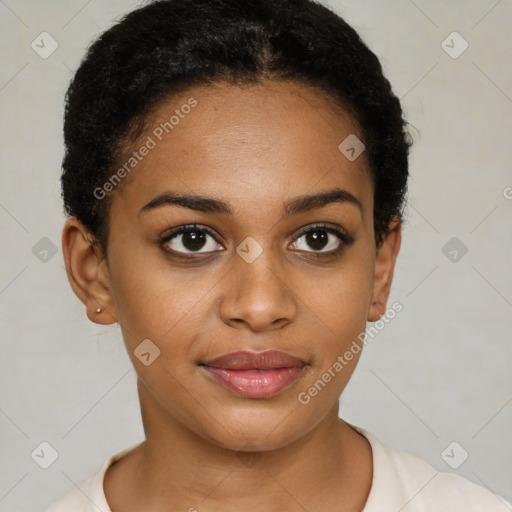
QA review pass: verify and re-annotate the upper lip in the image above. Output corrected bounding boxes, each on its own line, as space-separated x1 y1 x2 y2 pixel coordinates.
201 350 307 370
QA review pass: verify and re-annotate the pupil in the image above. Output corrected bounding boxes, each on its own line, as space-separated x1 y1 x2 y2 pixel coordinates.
183 231 206 251
306 230 328 251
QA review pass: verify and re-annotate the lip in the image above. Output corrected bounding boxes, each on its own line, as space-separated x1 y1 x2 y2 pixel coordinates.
200 350 307 398
203 350 306 370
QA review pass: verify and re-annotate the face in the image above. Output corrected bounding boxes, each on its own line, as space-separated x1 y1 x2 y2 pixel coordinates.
64 80 400 451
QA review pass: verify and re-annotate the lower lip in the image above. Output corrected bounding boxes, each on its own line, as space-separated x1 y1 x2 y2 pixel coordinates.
201 366 306 398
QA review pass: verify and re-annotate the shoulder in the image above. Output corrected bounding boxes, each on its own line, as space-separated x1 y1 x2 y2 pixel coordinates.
45 474 97 512
351 425 512 512
44 443 142 512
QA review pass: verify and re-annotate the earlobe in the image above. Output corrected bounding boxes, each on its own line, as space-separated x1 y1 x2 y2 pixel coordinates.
61 217 117 325
367 217 402 323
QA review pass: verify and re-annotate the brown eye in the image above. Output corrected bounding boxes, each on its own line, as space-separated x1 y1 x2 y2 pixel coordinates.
160 225 223 255
304 230 330 251
289 224 354 256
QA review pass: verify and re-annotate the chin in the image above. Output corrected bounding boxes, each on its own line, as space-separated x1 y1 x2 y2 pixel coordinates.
195 405 318 453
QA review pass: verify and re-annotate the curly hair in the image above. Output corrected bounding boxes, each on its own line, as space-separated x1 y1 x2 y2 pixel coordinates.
61 0 412 257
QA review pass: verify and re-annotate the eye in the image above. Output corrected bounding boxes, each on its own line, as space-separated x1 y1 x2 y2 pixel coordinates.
289 223 353 255
159 224 223 255
158 222 353 259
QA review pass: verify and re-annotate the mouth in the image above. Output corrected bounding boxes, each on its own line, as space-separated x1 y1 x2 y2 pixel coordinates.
199 350 308 398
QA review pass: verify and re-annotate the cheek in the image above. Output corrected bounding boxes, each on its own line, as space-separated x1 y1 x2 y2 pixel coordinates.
297 253 374 400
108 259 208 408
294 270 371 409
107 242 221 365
304 257 374 341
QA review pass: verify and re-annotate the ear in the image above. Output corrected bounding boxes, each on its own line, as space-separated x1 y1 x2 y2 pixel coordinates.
367 216 402 322
61 217 117 324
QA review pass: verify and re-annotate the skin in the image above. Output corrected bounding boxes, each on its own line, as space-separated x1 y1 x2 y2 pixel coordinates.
62 80 401 512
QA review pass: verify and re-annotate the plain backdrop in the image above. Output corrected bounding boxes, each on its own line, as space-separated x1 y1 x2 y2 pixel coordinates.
0 0 511 510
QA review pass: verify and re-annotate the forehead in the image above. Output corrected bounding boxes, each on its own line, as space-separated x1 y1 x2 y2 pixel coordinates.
110 80 373 218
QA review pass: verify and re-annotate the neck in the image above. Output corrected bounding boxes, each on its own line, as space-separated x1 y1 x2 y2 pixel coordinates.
104 379 373 512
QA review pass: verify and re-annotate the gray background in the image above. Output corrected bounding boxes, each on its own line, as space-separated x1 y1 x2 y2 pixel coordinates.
0 0 511 510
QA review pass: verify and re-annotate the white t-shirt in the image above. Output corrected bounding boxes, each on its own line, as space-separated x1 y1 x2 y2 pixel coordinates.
45 425 512 511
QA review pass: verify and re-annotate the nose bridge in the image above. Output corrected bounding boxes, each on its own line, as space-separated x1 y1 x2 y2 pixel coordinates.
219 239 297 330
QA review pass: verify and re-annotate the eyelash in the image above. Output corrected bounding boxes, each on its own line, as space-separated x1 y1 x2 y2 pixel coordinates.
158 223 354 260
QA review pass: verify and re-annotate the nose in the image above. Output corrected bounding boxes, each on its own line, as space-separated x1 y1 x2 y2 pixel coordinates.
219 249 297 332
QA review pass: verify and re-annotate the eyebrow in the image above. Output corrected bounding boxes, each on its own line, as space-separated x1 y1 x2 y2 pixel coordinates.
139 187 363 219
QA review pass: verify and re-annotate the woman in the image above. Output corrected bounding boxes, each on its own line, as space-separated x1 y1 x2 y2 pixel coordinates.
47 0 511 510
